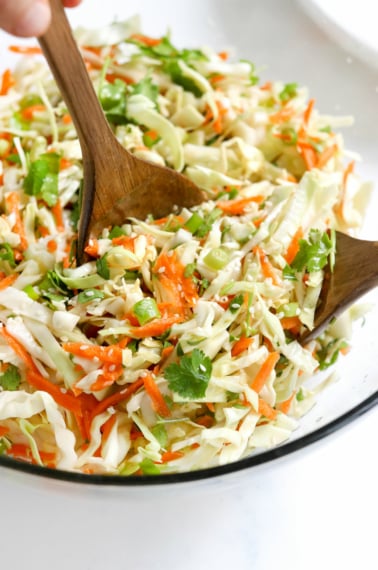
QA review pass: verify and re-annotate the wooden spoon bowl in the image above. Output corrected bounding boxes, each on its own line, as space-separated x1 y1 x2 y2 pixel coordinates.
300 231 378 343
39 0 205 261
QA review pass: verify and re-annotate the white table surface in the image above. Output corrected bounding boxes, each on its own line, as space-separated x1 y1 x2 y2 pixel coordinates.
0 407 376 570
0 2 377 569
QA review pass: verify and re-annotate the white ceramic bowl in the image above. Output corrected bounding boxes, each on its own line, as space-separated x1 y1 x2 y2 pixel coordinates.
0 0 377 489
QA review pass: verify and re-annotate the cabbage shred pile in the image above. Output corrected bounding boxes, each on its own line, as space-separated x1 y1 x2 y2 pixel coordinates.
0 19 370 474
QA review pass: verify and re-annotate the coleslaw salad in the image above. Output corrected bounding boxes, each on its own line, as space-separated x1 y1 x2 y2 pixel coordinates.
0 18 371 475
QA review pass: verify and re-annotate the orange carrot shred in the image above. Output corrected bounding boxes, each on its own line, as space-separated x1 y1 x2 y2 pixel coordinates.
217 195 264 215
258 398 278 420
50 200 65 232
250 351 280 393
231 336 254 357
277 392 296 415
160 451 184 463
9 45 42 55
0 425 10 437
130 33 162 47
89 377 144 423
0 274 18 290
317 144 338 169
303 98 315 126
253 246 280 285
143 373 171 418
5 192 27 250
285 227 303 264
62 342 123 364
0 69 15 96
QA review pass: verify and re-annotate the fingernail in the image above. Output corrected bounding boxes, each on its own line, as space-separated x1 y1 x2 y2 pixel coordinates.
14 1 51 37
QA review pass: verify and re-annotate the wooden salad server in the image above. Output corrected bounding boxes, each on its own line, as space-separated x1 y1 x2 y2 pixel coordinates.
39 0 205 261
300 231 378 343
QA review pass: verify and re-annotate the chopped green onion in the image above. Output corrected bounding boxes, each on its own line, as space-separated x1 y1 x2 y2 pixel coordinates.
23 284 39 300
204 247 230 270
184 212 204 234
132 297 161 325
77 289 105 304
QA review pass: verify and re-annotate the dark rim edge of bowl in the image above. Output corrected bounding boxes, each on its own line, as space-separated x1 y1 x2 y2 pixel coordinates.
0 389 377 486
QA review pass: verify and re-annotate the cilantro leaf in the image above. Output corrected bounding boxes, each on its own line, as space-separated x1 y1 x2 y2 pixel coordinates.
279 82 298 102
108 225 127 239
23 153 60 206
77 289 105 304
99 79 128 124
131 76 159 106
163 59 203 97
290 230 334 273
96 255 110 279
0 243 16 268
164 348 212 399
0 364 21 391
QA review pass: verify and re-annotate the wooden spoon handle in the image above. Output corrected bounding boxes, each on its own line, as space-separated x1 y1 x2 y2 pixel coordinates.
38 0 113 154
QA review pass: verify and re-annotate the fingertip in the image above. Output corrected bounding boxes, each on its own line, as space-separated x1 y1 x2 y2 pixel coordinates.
13 1 51 38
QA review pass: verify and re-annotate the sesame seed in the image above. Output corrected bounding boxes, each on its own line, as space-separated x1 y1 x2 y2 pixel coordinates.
199 364 207 372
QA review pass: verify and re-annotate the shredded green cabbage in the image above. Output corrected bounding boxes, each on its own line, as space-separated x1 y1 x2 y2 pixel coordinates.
0 19 371 475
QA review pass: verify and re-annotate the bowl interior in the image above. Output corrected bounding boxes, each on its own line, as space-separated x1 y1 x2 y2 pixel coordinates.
0 0 376 483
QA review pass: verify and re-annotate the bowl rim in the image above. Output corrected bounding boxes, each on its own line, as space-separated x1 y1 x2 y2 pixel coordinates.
0 390 376 486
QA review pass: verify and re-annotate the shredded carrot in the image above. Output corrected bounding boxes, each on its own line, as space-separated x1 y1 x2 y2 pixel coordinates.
269 105 295 125
62 113 72 124
37 225 50 237
160 451 184 463
280 316 301 332
21 104 46 121
89 377 144 423
0 273 18 290
84 238 99 257
303 98 315 126
143 373 171 417
253 246 280 285
206 402 215 413
26 370 83 415
9 45 42 55
153 215 185 226
218 51 229 61
342 160 355 188
62 342 123 364
130 33 162 47
196 414 214 428
209 74 226 85
250 351 280 393
90 363 124 392
59 157 73 170
277 392 296 414
0 425 10 437
0 326 38 372
0 69 15 96
317 144 338 168
5 192 27 250
284 227 303 264
47 239 57 253
131 315 183 339
105 72 134 85
46 200 63 233
212 100 227 134
299 145 317 170
100 414 117 443
152 249 199 310
161 345 174 360
258 398 278 420
231 336 254 357
111 235 136 249
217 195 264 215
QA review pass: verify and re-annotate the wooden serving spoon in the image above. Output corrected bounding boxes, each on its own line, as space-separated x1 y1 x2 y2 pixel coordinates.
38 0 205 262
300 231 378 344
